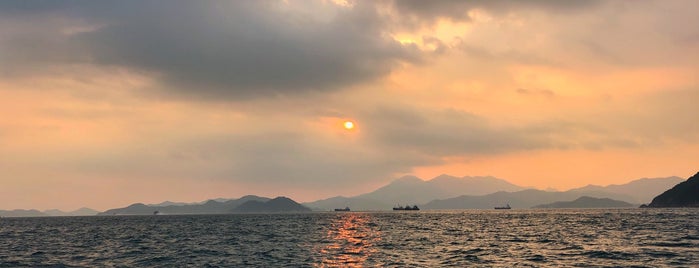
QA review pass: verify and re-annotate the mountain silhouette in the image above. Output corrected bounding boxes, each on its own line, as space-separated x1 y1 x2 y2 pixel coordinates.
305 174 524 210
646 172 699 207
568 176 683 204
533 196 635 208
357 174 525 205
233 197 311 213
0 209 47 217
423 189 642 209
99 195 270 215
4 174 687 214
148 201 192 207
305 174 682 210
44 207 99 216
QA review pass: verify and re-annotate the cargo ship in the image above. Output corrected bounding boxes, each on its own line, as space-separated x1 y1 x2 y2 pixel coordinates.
393 205 419 211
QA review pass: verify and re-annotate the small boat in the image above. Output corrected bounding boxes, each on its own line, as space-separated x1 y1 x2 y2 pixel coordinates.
334 207 350 211
393 205 420 211
494 204 511 210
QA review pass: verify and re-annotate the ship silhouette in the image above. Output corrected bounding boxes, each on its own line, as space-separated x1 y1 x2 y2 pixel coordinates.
393 205 419 211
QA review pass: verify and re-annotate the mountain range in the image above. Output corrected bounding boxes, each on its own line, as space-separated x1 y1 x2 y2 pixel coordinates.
533 196 635 209
0 209 48 217
304 175 681 210
0 174 687 216
0 207 100 218
99 195 271 215
422 176 683 210
44 207 100 216
568 176 683 204
304 175 524 210
422 189 632 209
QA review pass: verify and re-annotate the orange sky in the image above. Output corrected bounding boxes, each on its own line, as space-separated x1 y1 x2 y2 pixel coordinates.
1 1 698 210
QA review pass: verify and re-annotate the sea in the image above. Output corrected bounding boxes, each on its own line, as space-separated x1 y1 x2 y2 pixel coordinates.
1 209 697 267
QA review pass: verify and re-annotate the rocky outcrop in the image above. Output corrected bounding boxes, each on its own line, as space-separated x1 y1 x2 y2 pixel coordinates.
646 172 699 207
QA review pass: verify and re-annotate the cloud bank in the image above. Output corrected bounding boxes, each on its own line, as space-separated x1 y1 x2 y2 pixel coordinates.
1 1 420 98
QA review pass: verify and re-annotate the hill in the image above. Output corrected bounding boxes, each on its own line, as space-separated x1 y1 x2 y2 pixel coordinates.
44 207 99 216
568 176 684 204
99 195 270 215
148 201 193 207
647 172 699 207
357 175 525 205
233 197 311 213
533 196 635 208
0 209 48 217
306 174 524 210
423 189 638 209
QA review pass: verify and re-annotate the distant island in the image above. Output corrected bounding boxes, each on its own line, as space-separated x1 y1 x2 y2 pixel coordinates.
533 196 635 209
98 195 310 215
645 172 699 208
233 197 311 213
0 209 47 217
0 208 99 218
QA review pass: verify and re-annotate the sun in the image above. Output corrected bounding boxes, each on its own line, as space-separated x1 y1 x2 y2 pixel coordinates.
343 121 355 130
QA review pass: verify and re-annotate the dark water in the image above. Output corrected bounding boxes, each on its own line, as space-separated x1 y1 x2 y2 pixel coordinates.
1 209 698 267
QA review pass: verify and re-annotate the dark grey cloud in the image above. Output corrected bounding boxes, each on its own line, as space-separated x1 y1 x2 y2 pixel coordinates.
392 0 602 24
0 0 420 98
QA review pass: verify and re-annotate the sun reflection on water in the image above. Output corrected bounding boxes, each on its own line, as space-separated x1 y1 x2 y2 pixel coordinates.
316 213 381 267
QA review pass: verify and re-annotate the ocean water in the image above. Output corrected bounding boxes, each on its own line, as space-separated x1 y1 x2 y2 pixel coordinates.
1 209 697 267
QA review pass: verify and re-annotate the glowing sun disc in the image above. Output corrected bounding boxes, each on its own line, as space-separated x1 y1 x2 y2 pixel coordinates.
343 121 355 130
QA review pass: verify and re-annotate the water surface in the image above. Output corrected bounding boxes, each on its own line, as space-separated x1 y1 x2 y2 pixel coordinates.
1 209 697 267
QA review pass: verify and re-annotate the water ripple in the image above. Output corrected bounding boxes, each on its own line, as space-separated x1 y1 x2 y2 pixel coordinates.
0 209 697 266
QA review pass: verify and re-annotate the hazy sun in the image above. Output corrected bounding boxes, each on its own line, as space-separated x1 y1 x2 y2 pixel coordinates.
343 121 355 130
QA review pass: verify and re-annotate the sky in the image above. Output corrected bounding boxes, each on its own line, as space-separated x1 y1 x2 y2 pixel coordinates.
1 0 698 210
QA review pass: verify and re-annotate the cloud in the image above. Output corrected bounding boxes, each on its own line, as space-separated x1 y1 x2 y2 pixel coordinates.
190 133 427 187
612 88 699 142
16 99 667 192
0 1 420 98
43 128 432 193
360 102 685 157
516 88 555 98
362 106 558 156
390 0 601 25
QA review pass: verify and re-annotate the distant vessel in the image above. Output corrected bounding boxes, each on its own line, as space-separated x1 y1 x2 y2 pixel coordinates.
334 207 350 211
153 210 161 215
494 204 511 210
393 205 420 211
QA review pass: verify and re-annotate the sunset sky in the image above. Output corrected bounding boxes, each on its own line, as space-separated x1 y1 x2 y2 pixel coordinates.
1 0 698 210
